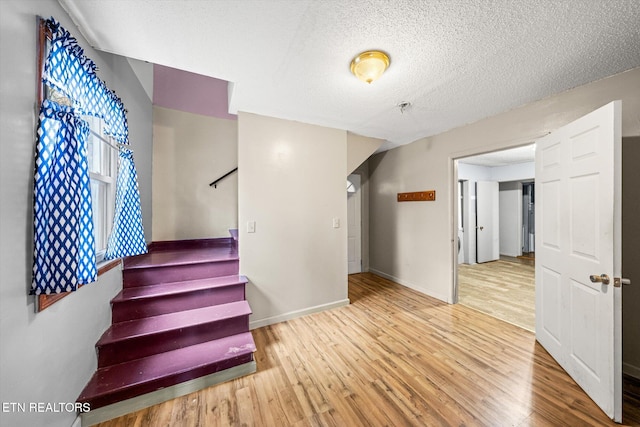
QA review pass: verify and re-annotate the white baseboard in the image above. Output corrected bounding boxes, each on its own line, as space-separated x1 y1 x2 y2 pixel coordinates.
368 268 449 303
80 361 256 426
249 299 350 330
623 361 640 379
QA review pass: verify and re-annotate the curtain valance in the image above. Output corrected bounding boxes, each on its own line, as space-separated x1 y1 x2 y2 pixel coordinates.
43 18 129 144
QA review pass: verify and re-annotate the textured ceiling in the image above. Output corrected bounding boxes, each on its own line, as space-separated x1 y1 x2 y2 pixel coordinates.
59 0 640 152
458 144 536 167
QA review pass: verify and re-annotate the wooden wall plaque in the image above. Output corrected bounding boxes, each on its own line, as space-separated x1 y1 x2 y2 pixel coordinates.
397 190 436 202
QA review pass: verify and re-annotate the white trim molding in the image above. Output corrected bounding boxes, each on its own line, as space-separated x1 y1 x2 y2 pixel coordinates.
249 299 350 330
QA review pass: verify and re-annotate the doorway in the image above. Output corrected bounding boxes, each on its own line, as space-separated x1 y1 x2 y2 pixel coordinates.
347 174 362 274
521 182 535 257
455 145 536 331
453 113 640 418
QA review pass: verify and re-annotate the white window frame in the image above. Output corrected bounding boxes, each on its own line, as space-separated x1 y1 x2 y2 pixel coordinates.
84 116 117 263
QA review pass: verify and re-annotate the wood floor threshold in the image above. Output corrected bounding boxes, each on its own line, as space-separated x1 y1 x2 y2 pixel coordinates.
458 299 534 333
93 273 639 427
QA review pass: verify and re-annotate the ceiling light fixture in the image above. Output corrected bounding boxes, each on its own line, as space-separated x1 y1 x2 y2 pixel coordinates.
350 50 390 84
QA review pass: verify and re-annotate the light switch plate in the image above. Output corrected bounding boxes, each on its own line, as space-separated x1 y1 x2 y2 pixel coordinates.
247 220 256 233
333 218 340 228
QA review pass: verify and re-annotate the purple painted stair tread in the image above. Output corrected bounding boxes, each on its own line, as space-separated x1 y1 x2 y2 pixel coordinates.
98 301 251 345
110 275 247 323
125 246 238 270
78 332 256 407
113 275 248 302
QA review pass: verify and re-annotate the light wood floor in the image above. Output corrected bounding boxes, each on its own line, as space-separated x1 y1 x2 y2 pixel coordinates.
458 259 535 331
96 273 638 426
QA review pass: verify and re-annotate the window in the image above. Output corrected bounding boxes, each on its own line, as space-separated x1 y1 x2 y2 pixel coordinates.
35 17 147 307
35 18 121 310
84 115 117 262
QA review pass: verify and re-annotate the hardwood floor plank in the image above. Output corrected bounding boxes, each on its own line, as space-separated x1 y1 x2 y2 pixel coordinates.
234 386 256 427
459 259 535 331
95 273 638 426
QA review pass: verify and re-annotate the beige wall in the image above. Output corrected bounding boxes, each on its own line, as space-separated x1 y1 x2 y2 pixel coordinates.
152 106 238 241
238 112 348 328
369 67 640 303
347 132 384 175
622 136 640 378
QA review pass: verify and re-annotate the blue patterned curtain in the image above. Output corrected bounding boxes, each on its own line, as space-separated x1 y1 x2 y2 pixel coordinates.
32 18 146 295
33 100 97 294
105 150 147 259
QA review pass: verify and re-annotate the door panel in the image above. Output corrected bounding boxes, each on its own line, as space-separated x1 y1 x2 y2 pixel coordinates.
541 266 562 344
535 101 622 421
347 174 361 274
476 181 499 263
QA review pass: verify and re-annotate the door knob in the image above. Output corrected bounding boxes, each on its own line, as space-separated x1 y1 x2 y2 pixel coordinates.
589 274 610 285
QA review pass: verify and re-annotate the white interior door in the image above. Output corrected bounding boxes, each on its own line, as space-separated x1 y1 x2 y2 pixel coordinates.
476 181 499 263
347 174 361 274
458 181 465 264
535 101 622 421
462 180 476 264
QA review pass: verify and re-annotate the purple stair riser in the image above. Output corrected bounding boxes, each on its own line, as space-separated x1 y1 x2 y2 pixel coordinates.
111 283 246 323
144 237 234 254
97 315 249 368
83 353 253 410
123 260 239 287
124 246 238 270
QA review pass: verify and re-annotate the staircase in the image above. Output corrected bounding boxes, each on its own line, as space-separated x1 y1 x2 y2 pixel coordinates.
77 231 255 425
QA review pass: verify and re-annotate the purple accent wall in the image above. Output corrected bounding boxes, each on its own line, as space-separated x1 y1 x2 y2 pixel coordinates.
153 64 237 120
